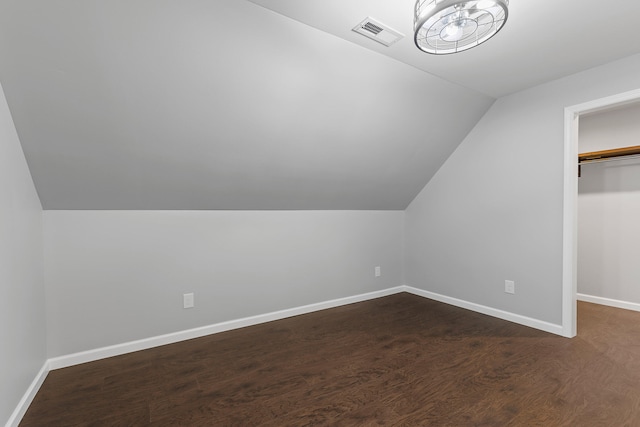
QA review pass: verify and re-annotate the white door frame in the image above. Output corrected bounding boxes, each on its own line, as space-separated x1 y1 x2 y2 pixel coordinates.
562 88 640 337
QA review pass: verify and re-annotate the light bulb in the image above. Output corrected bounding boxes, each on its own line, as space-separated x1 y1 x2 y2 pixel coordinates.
446 23 461 37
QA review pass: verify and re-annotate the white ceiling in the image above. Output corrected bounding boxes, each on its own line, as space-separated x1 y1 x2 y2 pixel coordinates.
1 0 639 210
248 0 640 98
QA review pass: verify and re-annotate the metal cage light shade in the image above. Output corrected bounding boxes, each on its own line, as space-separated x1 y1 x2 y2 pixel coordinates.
414 0 508 55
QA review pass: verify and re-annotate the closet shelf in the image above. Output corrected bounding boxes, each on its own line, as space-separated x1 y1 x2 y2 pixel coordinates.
578 145 640 177
579 145 640 164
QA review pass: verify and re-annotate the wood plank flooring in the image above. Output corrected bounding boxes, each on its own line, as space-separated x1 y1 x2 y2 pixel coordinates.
20 293 640 426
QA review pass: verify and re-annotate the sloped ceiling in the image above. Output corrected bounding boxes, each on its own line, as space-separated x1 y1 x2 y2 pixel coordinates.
0 0 493 210
248 0 640 98
2 1 639 210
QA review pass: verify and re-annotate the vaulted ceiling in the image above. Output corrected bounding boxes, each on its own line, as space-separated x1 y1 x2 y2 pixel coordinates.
1 0 639 210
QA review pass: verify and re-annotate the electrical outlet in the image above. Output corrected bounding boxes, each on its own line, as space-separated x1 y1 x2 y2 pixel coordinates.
183 293 194 309
505 280 515 294
375 266 381 277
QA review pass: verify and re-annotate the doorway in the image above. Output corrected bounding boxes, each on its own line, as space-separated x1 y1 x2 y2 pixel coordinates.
563 88 640 337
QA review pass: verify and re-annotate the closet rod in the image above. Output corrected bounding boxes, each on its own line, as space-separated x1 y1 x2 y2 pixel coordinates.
577 145 640 177
578 145 640 164
578 154 640 166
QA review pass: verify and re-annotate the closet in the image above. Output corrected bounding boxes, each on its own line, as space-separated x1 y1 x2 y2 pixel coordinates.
577 103 640 309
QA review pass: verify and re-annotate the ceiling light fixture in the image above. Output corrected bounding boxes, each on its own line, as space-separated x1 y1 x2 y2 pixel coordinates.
414 0 509 55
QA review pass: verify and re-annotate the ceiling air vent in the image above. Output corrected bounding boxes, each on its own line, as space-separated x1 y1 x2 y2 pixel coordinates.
353 17 404 47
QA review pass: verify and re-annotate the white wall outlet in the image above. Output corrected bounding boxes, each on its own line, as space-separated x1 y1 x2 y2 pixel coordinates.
505 280 515 294
183 293 194 309
375 266 381 277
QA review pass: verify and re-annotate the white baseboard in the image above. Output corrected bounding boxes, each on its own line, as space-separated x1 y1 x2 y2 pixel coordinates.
48 284 568 371
5 362 49 427
404 286 565 336
577 293 640 313
48 286 405 370
11 285 568 426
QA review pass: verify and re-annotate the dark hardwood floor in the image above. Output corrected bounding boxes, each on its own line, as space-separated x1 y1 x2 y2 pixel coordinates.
20 293 640 426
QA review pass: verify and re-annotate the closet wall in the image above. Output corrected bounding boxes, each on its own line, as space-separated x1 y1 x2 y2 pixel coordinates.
578 103 640 308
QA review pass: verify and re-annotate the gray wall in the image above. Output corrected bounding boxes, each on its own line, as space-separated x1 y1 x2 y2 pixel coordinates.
0 82 45 425
43 210 403 357
578 104 640 304
404 53 640 326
